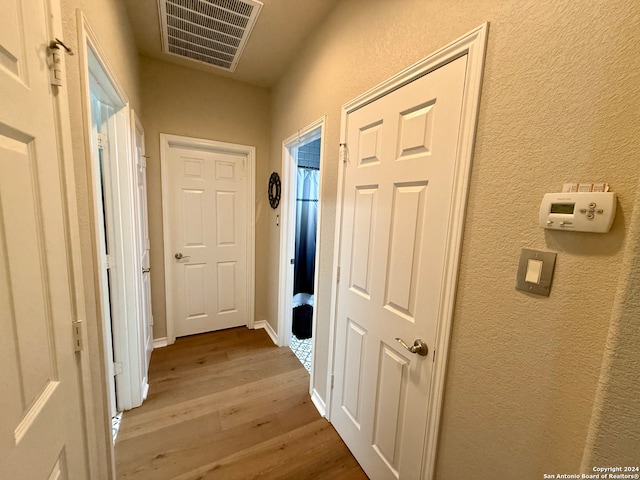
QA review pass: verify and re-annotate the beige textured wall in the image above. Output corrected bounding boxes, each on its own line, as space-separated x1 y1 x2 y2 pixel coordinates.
581 181 640 469
60 0 141 475
269 0 640 477
139 57 271 339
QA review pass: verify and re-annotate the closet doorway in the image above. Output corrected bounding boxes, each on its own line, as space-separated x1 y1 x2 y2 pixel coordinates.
278 118 325 380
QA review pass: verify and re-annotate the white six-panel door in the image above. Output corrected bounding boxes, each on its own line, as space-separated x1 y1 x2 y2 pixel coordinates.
168 145 248 337
331 56 467 480
133 114 153 386
0 0 87 478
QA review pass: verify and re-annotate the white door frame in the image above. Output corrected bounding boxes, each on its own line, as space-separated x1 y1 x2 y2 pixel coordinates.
277 117 325 399
79 15 148 412
327 23 488 479
160 133 256 345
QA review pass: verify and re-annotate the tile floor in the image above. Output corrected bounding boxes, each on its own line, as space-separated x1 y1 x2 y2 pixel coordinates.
289 335 312 372
112 411 122 443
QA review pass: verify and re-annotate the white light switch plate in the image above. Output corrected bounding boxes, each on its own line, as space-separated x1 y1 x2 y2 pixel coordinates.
516 249 557 296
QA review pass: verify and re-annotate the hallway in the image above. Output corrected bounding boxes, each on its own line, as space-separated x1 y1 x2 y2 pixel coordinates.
114 328 367 479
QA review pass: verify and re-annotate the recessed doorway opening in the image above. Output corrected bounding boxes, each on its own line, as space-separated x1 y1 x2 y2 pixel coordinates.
278 118 325 381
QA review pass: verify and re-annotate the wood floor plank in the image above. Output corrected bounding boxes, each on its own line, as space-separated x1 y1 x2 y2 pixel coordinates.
170 419 367 480
118 369 309 441
117 413 287 479
140 350 302 412
115 327 367 479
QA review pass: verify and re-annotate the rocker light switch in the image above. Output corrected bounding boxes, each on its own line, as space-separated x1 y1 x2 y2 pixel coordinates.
525 259 543 284
516 249 557 296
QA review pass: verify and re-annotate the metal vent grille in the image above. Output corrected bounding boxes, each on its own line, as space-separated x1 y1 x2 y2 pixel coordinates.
158 0 263 72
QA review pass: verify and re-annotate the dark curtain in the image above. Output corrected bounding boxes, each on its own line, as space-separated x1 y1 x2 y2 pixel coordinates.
294 167 319 295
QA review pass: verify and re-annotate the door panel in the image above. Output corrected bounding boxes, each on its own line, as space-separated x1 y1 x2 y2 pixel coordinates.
342 318 367 426
350 186 377 297
216 191 236 245
169 146 247 336
0 0 86 477
217 261 237 313
385 182 427 319
183 189 205 245
331 56 467 479
185 263 206 318
397 102 435 158
372 344 410 470
133 116 153 378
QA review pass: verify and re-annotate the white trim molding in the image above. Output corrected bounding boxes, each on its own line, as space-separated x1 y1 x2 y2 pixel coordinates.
253 320 278 345
80 6 153 414
327 23 489 480
310 389 326 418
277 117 326 400
153 337 168 349
77 10 141 477
160 133 256 345
277 118 326 349
49 3 107 478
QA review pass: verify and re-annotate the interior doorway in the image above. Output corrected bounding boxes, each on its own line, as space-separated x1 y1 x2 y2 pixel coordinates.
81 24 149 430
327 24 487 479
160 134 256 344
278 118 325 379
88 77 119 421
290 137 321 371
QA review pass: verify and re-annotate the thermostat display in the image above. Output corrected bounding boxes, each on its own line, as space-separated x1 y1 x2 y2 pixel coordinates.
550 203 575 215
539 192 616 233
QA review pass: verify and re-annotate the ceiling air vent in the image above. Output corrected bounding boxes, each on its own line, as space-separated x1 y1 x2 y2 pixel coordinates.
158 0 263 72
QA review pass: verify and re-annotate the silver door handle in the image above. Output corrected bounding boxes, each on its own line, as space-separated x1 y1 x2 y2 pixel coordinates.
174 252 190 260
395 337 429 356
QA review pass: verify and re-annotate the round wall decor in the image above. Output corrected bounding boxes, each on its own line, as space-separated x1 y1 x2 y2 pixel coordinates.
268 172 281 209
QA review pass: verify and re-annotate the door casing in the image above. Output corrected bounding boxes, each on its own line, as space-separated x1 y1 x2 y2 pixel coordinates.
160 133 256 345
79 15 149 414
327 23 488 479
277 117 325 412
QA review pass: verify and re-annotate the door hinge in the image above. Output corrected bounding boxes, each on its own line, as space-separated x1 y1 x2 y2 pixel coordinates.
150 314 154 326
339 143 348 164
330 374 335 389
433 348 436 362
97 133 108 150
336 266 340 283
48 38 73 87
72 320 83 352
105 254 115 269
114 362 123 376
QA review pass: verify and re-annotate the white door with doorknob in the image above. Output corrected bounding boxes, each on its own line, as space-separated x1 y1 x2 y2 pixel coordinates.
331 55 468 479
166 142 249 337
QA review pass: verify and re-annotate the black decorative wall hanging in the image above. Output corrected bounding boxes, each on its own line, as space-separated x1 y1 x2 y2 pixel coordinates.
268 172 281 209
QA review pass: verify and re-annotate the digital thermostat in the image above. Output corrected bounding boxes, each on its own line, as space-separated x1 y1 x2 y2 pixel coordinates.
539 192 616 233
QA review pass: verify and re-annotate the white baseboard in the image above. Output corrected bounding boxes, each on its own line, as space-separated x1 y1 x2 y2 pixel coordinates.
311 388 326 418
253 319 278 345
153 337 168 349
141 381 149 401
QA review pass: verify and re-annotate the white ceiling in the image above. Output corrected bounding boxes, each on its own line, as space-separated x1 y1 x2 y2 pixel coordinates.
124 0 339 87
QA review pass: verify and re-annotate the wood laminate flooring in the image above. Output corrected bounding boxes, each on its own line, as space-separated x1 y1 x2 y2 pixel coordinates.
115 327 368 479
